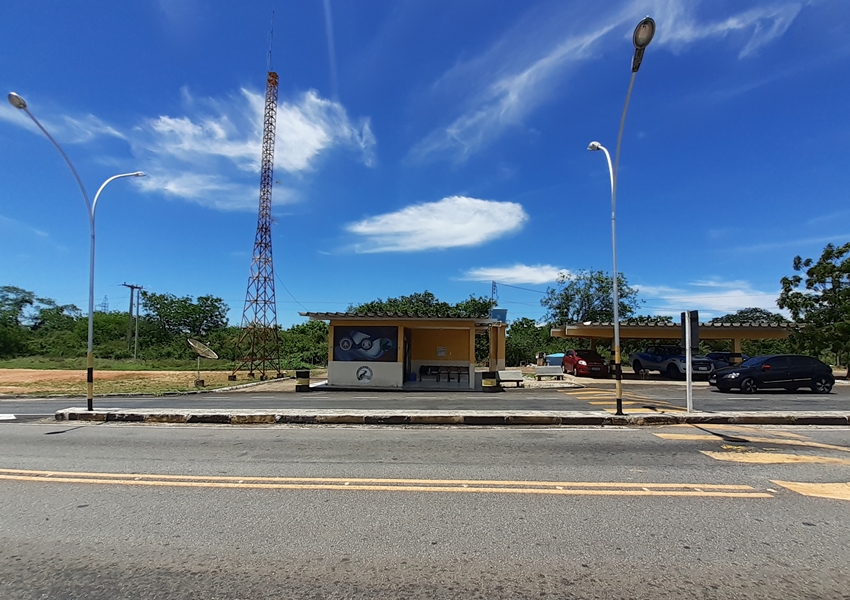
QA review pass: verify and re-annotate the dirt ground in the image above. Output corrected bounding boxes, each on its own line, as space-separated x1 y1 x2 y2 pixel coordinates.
0 369 313 396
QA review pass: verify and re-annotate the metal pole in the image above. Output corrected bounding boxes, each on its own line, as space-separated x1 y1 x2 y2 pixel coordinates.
125 285 134 350
685 311 693 413
134 288 140 360
8 93 144 412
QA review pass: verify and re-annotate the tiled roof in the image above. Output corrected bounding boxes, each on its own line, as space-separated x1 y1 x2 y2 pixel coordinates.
563 321 798 328
300 311 494 321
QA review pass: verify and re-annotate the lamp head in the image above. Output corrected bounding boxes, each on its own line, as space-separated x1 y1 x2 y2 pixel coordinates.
7 92 27 110
587 141 603 151
631 17 655 73
133 172 146 177
633 17 655 49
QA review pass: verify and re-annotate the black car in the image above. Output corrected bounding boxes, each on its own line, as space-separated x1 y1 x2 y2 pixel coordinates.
706 351 749 370
708 354 834 394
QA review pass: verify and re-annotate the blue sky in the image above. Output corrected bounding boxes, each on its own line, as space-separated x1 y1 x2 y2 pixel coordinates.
2 0 849 327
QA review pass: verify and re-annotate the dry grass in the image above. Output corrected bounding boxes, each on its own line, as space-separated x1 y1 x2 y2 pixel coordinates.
0 369 310 396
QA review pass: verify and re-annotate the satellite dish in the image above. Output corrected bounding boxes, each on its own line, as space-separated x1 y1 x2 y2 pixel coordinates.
188 339 218 386
188 338 218 359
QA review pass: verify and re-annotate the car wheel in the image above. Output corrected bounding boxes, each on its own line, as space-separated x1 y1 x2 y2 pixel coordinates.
740 378 757 394
632 360 643 373
811 377 833 394
666 364 681 380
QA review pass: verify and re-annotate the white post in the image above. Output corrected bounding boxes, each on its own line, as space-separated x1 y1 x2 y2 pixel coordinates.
685 311 693 413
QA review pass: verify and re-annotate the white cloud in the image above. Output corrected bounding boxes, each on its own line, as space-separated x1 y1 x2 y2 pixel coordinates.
654 1 802 58
637 278 781 318
3 88 374 212
463 264 568 285
0 100 124 143
128 88 375 211
411 0 803 163
347 196 528 253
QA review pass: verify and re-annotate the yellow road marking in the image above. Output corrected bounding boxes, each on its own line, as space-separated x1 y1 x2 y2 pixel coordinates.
653 434 850 453
702 451 850 466
771 480 850 501
589 401 642 406
670 424 810 440
604 407 686 413
0 468 771 498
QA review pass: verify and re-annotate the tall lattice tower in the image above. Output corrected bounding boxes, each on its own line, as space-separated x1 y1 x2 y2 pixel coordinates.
231 70 283 380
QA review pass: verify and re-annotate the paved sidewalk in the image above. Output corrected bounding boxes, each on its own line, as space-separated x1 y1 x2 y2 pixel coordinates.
55 407 850 426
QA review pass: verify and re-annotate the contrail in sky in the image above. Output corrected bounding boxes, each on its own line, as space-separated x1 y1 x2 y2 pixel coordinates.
322 0 339 100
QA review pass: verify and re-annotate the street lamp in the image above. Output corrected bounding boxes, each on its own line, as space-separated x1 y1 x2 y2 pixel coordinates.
587 16 655 416
7 91 145 412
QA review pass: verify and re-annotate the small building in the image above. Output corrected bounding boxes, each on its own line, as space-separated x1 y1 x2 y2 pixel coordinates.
300 312 507 390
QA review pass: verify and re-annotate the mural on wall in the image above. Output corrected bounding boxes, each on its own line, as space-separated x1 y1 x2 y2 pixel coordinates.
333 326 398 362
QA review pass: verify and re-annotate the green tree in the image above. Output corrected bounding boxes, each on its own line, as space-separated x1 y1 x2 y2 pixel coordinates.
0 286 37 357
349 291 495 363
141 292 229 340
706 307 791 357
280 320 330 368
348 291 494 318
778 242 850 378
541 270 641 325
505 318 564 367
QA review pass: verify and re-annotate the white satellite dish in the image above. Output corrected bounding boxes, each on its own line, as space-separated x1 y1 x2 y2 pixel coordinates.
188 339 218 385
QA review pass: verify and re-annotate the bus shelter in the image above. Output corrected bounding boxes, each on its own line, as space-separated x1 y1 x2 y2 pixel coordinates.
301 312 507 390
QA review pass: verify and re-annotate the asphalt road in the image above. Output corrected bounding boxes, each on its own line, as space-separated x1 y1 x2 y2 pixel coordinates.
1 380 848 420
2 422 850 598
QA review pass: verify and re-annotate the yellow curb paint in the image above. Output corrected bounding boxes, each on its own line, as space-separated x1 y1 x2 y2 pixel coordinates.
702 451 850 465
653 434 850 453
771 480 850 501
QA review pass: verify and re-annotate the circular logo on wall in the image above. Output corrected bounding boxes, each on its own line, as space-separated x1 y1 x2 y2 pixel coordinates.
355 366 373 382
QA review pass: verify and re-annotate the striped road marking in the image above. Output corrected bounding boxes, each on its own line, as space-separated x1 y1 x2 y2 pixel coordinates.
771 480 850 501
0 468 772 498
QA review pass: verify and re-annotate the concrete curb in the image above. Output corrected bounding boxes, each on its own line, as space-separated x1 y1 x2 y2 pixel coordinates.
54 408 850 427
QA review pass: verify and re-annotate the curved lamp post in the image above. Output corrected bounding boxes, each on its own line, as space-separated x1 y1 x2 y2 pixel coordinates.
587 16 655 416
7 92 145 411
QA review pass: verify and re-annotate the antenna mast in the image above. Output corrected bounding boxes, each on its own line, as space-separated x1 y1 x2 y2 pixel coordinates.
231 18 283 381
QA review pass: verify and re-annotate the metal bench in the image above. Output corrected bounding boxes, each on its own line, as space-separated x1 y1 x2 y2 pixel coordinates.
497 371 524 387
535 365 565 381
419 365 468 383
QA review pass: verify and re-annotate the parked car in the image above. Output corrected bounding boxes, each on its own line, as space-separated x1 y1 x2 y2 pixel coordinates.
708 354 834 394
562 349 609 377
629 345 713 379
706 351 749 370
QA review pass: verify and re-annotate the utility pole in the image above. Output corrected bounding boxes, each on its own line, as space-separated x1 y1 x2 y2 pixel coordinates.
121 283 143 355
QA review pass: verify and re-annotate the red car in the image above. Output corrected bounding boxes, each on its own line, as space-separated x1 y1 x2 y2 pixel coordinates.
562 349 610 377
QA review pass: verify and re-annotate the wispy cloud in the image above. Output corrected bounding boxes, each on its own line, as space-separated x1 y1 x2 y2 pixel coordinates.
410 0 804 163
730 234 850 253
655 1 802 58
463 264 568 285
347 196 528 253
2 87 375 212
0 214 50 239
0 100 124 144
637 278 781 318
132 88 376 209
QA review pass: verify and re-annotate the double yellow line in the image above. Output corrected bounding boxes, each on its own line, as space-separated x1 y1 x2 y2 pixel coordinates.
0 468 771 498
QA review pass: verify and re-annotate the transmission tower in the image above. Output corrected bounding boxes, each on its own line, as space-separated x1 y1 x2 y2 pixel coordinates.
231 70 283 381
